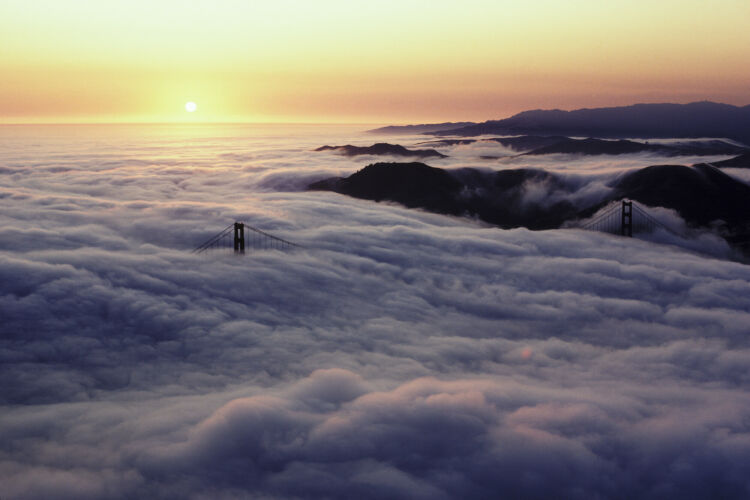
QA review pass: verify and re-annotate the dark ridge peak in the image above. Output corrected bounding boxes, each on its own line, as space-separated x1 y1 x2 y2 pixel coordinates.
709 152 750 169
615 164 732 190
314 143 446 158
614 164 750 226
692 162 739 179
349 161 451 178
344 162 459 191
617 163 738 185
309 162 462 212
615 164 700 188
308 163 576 229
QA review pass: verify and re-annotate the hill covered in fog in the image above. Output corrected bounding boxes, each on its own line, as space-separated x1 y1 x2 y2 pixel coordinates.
309 161 750 253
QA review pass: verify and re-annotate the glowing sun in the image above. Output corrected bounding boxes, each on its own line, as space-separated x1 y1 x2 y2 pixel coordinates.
185 101 197 113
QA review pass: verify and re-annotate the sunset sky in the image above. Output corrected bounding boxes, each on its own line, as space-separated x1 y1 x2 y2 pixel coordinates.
2 0 749 124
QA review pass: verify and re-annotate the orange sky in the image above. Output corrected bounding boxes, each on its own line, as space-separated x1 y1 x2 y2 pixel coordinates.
2 0 749 124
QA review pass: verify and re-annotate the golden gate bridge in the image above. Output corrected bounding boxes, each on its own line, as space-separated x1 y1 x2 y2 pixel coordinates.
192 200 682 255
574 200 684 238
193 222 300 255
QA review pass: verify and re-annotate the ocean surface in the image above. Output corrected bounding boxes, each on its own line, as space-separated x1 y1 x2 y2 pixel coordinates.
2 124 750 499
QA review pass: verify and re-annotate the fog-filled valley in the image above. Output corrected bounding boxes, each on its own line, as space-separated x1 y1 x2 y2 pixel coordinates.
2 123 750 499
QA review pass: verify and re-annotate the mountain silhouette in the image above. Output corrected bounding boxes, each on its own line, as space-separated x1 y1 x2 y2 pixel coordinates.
309 162 461 213
425 102 750 145
708 152 750 169
308 161 750 251
315 143 446 158
613 164 750 226
523 137 747 156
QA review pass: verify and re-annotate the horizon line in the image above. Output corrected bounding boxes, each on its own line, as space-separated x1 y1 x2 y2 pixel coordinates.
0 121 394 127
2 100 746 128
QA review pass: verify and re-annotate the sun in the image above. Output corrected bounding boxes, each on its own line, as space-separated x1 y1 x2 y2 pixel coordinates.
185 101 197 113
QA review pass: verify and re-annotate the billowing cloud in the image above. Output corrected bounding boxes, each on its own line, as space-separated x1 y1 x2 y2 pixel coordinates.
1 125 749 499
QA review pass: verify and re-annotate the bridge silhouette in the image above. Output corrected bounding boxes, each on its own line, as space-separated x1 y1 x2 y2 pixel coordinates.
193 222 300 255
574 200 683 238
193 201 681 256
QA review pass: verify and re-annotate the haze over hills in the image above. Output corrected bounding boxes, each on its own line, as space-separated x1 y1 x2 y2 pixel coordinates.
521 137 747 157
418 136 570 152
371 102 750 145
418 136 748 157
367 122 476 134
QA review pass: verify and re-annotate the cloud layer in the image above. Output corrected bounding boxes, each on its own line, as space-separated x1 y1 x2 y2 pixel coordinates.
1 124 750 499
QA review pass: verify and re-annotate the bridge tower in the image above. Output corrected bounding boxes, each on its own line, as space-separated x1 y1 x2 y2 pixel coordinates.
233 222 245 254
621 201 633 237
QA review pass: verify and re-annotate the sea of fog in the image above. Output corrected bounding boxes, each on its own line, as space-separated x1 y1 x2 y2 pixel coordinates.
1 124 750 499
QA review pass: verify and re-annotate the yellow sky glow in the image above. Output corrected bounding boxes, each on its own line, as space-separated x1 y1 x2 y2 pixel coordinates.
2 0 749 123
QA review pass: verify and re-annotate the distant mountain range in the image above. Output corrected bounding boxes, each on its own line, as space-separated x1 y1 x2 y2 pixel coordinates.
371 102 750 145
521 137 746 157
416 136 748 157
315 138 748 161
